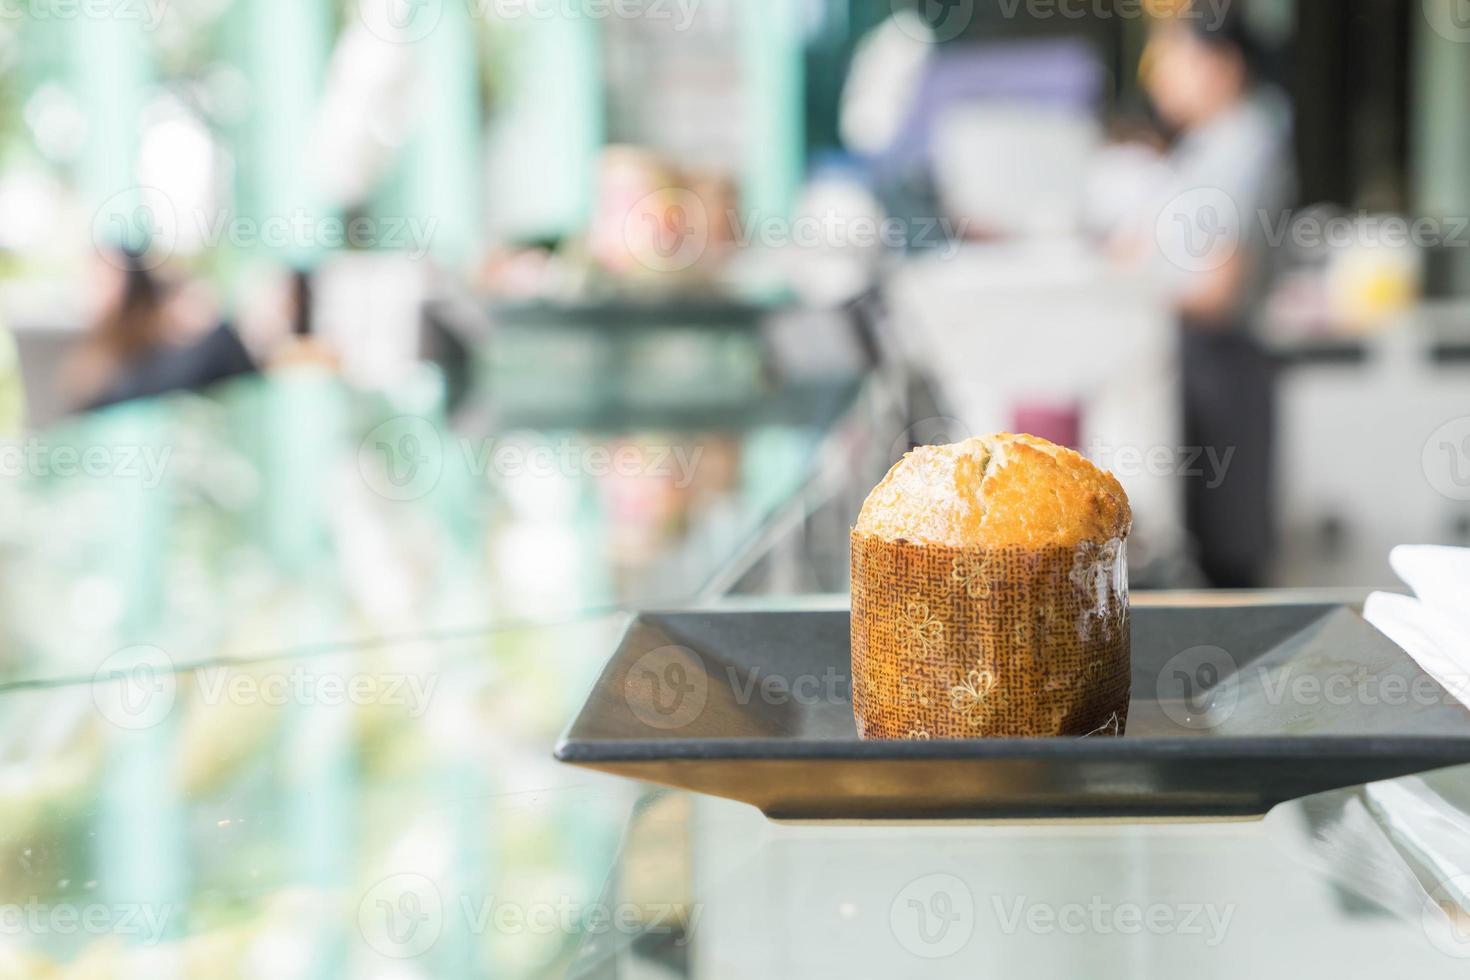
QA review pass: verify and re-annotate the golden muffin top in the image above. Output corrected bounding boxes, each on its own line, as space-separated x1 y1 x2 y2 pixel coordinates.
854 433 1131 549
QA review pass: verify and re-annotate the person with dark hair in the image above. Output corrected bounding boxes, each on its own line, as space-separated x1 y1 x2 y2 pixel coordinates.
1138 4 1295 588
64 249 257 412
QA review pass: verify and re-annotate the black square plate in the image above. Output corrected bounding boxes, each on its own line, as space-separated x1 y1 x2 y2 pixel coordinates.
555 598 1470 819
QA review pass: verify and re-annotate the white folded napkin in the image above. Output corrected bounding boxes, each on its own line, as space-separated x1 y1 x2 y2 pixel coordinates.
1364 546 1470 710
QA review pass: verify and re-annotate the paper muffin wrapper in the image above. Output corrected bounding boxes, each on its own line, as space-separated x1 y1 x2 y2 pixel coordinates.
850 532 1130 739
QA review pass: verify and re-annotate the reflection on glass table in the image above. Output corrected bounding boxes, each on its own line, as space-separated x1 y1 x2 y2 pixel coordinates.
0 617 642 977
573 773 1470 979
0 340 878 685
12 607 1470 980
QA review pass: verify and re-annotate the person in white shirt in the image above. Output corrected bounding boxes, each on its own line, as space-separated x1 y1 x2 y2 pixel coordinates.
1139 7 1295 587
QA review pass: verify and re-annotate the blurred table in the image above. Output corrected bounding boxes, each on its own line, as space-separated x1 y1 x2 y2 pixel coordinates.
1269 300 1470 588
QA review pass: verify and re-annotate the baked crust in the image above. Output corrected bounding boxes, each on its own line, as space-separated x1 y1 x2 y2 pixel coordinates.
854 433 1131 549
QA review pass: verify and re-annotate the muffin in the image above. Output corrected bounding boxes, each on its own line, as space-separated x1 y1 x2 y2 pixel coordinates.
850 433 1131 739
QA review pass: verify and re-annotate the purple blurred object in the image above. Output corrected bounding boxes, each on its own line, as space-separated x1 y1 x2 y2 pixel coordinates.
1011 401 1082 451
879 37 1103 170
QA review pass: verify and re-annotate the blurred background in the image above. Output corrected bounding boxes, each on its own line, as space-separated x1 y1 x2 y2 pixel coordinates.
0 0 1469 975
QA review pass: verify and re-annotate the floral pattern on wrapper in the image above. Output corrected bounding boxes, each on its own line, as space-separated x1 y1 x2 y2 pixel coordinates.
851 534 1130 739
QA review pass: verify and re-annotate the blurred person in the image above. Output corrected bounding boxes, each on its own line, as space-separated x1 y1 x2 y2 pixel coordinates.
63 249 256 411
1132 6 1295 588
266 268 339 372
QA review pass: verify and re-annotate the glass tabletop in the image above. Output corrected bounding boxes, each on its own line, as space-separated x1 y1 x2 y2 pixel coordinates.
4 604 1470 977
